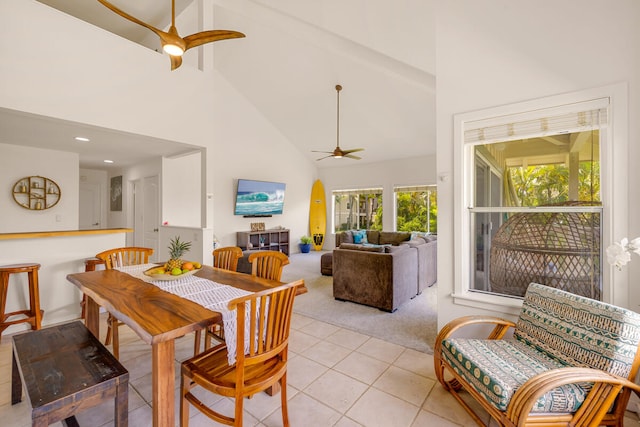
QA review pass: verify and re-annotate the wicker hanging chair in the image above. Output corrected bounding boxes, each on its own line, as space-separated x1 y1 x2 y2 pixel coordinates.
489 202 601 300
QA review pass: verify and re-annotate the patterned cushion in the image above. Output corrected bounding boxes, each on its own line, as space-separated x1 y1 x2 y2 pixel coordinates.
352 230 368 244
515 283 640 379
440 283 640 414
441 338 590 412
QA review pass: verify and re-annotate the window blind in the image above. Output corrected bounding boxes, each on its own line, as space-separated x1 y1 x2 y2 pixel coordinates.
464 99 609 145
333 188 382 196
394 185 436 193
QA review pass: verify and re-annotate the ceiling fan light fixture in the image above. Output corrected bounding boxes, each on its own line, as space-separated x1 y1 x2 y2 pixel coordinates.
162 25 186 56
162 43 184 56
96 0 244 70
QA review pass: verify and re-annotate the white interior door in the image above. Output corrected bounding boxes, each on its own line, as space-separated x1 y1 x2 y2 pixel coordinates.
143 176 160 262
79 182 101 229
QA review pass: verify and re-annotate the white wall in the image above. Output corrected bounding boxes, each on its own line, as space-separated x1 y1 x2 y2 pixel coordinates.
252 0 436 75
0 143 78 232
0 2 319 257
211 73 318 251
0 1 214 148
158 226 214 266
319 155 437 248
162 151 202 227
436 0 640 328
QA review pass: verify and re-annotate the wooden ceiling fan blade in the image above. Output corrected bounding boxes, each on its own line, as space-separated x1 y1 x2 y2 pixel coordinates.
342 148 364 155
170 55 183 70
184 30 246 50
311 150 334 154
316 154 335 161
96 0 165 37
344 154 362 160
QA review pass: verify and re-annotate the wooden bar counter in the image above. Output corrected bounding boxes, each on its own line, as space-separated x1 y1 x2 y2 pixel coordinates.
0 228 132 335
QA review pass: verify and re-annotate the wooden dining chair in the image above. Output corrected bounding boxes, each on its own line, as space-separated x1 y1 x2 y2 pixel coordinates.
213 246 243 271
194 246 244 354
247 251 290 281
181 279 304 427
95 246 154 359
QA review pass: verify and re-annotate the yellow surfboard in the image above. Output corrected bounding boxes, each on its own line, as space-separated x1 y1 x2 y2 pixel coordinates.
309 179 326 251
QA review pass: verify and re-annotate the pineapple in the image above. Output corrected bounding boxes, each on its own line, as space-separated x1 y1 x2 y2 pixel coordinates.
166 236 191 271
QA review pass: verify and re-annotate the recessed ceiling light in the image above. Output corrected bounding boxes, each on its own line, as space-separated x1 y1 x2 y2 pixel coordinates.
103 160 114 164
75 136 90 142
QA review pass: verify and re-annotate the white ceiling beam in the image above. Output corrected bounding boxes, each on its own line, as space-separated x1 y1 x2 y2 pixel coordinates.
540 135 568 146
569 131 591 153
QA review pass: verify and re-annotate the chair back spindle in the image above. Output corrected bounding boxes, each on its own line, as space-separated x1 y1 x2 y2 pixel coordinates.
213 246 243 272
247 251 289 281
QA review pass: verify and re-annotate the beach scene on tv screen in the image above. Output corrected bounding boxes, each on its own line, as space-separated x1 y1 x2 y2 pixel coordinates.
235 180 286 215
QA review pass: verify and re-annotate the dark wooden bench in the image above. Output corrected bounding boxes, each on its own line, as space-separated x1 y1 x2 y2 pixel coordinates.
12 321 129 427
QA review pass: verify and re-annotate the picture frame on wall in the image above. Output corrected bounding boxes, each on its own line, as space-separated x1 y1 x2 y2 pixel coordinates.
110 175 122 211
251 222 266 232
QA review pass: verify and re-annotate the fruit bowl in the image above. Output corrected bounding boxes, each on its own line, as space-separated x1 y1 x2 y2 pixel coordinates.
143 265 202 281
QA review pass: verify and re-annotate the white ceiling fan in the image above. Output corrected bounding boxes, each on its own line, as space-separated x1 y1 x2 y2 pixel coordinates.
313 84 364 161
96 0 245 70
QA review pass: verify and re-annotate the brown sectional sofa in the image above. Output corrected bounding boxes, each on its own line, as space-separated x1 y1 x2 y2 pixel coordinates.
332 230 437 312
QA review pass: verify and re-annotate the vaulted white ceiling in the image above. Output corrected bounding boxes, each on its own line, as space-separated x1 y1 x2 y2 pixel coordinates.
6 0 436 169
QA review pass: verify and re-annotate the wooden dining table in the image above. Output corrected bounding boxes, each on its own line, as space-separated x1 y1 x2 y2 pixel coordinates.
67 265 306 427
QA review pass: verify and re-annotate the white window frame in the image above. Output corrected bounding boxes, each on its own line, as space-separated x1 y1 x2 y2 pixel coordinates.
393 185 437 233
332 187 383 233
453 84 629 314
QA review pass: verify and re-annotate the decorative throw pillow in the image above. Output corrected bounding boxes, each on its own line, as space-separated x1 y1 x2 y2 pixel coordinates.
352 230 368 244
410 231 430 240
380 231 411 245
340 230 354 244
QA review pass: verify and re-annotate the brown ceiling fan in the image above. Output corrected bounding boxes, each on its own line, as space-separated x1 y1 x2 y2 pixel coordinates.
313 84 364 160
97 0 245 70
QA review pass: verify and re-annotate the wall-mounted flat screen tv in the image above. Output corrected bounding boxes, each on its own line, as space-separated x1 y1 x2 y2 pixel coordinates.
234 179 286 217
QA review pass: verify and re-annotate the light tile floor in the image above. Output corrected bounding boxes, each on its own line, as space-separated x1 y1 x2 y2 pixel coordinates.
2 313 639 427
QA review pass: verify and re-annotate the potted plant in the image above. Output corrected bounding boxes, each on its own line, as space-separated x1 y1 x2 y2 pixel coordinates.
299 235 313 253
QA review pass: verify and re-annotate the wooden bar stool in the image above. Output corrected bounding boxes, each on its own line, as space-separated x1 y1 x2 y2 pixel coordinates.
0 263 43 341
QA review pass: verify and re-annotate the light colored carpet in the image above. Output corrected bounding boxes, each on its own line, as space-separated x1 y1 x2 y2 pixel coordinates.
282 251 437 354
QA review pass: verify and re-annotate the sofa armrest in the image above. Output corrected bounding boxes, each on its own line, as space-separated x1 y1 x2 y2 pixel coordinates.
333 247 417 312
507 367 640 426
435 315 516 343
411 240 437 293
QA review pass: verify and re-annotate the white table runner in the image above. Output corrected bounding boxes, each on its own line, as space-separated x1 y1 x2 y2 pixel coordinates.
115 263 251 364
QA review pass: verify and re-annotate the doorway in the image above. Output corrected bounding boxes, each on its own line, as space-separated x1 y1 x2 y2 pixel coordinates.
133 175 160 262
79 182 102 229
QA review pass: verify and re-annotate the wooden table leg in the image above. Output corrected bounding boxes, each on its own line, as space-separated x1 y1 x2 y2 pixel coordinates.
84 297 100 338
152 340 175 427
115 376 129 427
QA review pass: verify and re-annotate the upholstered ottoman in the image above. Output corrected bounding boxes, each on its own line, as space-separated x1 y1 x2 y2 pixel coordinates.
321 252 333 276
